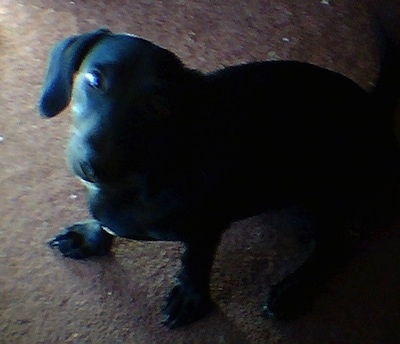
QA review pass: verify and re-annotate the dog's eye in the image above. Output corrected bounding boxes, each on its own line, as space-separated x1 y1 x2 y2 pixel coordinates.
84 71 103 90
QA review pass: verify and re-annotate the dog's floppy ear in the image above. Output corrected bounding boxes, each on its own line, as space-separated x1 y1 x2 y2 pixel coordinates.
38 28 110 118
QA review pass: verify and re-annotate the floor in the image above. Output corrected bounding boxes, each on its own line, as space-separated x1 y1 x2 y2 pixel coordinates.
1 0 400 343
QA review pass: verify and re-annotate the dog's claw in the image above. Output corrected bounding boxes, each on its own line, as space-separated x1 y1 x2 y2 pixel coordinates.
47 237 58 247
162 283 213 329
47 232 70 247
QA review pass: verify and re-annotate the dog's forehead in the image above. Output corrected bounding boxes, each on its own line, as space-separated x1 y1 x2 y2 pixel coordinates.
83 33 156 64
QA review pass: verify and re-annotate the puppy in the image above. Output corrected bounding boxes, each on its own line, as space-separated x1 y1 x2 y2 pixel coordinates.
38 28 399 328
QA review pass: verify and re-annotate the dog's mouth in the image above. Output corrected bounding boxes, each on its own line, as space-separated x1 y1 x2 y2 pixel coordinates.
68 159 102 184
70 157 128 187
71 160 102 184
68 155 109 184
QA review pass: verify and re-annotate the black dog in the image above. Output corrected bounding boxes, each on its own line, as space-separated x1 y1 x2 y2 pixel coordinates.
38 28 399 328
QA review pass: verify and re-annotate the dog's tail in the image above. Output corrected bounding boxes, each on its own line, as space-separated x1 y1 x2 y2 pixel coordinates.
370 11 400 118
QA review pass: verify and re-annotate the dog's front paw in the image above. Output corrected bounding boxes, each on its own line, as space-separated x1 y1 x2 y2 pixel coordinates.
162 283 214 329
47 220 114 259
263 276 316 320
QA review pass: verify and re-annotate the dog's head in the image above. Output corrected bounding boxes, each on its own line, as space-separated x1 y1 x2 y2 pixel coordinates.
38 29 192 184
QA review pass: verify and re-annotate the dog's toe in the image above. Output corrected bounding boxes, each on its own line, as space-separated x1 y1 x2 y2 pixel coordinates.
48 229 85 259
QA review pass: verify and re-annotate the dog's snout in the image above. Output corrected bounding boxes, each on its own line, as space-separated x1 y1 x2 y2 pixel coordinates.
67 128 121 184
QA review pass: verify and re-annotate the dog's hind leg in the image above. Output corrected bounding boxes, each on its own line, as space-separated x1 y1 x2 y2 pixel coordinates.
263 243 338 319
263 212 353 320
47 220 114 259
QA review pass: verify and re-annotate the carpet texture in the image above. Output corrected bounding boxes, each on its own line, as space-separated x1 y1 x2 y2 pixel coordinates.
1 0 400 343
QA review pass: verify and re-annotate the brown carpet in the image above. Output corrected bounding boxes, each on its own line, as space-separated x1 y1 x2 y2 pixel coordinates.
1 0 400 343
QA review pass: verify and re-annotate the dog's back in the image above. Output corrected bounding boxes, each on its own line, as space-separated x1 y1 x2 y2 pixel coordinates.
187 60 397 222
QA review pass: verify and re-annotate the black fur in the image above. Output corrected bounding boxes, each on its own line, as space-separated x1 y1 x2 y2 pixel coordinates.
39 28 399 328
